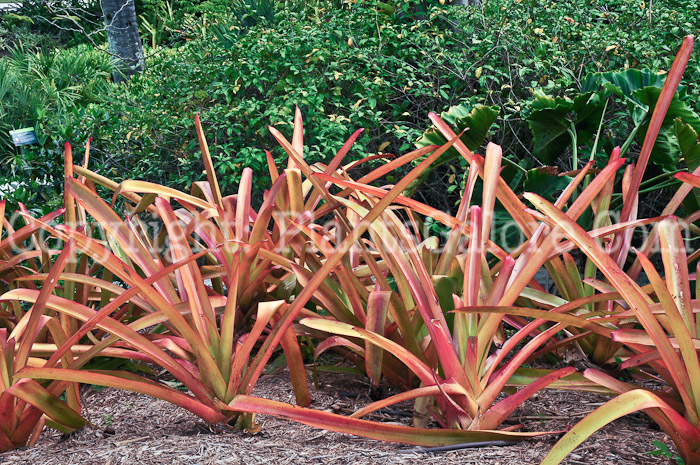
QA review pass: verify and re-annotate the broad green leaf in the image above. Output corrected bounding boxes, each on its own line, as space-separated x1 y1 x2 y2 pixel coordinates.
674 118 700 214
581 67 700 171
417 104 499 153
676 118 700 171
525 91 605 164
581 68 668 103
523 167 572 202
634 86 700 171
409 104 499 194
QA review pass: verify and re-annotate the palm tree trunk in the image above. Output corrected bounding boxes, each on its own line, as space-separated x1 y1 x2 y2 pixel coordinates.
101 0 145 83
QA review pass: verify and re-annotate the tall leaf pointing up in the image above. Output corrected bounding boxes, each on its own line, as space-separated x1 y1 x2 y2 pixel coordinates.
616 36 694 239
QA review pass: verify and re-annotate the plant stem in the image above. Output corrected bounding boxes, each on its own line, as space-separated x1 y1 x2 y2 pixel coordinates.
620 124 640 157
609 179 681 209
636 179 680 195
501 155 528 173
568 122 578 172
567 121 578 200
640 169 683 188
582 98 609 192
589 98 609 162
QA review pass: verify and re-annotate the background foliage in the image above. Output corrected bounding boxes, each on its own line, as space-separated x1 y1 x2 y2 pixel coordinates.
1 0 698 213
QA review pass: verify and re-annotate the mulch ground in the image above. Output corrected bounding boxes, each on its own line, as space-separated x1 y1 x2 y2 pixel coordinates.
0 369 677 465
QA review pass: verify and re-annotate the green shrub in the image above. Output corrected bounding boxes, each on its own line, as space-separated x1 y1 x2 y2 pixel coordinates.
56 5 469 202
0 44 113 213
7 0 700 215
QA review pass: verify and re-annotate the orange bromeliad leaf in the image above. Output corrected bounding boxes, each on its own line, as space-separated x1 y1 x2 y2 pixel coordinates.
229 395 551 445
525 192 699 425
542 389 700 465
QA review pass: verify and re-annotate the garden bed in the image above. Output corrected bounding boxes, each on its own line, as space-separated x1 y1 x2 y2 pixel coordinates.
1 369 676 465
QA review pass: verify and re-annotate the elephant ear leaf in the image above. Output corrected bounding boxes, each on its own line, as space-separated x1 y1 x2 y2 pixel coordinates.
525 91 605 165
416 104 499 153
633 86 700 172
523 166 572 202
570 91 606 143
582 69 661 125
674 118 700 215
448 104 500 150
675 118 700 171
524 92 572 165
581 68 667 100
580 68 698 172
408 104 498 195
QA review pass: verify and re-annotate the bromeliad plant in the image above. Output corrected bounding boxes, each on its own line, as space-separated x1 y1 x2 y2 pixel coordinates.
295 33 699 442
0 135 648 453
0 240 86 452
3 34 698 461
512 36 700 465
0 202 66 297
424 32 700 372
3 110 532 447
7 113 324 430
415 110 636 371
0 141 99 452
529 205 700 464
223 115 577 445
8 108 596 447
299 128 637 434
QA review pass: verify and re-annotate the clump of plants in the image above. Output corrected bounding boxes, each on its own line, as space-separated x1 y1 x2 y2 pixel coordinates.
1 21 700 465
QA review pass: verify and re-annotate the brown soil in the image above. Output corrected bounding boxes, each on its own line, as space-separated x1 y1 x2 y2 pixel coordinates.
0 369 677 465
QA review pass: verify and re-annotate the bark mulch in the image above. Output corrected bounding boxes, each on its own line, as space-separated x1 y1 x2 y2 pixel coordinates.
0 369 678 465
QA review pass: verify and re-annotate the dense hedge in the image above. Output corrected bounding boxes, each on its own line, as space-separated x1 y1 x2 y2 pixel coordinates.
2 0 699 212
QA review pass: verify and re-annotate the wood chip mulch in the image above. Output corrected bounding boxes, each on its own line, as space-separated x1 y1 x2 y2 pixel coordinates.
0 369 677 465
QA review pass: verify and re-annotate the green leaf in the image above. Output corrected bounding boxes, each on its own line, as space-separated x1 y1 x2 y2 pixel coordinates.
7 379 86 431
525 91 604 164
523 167 573 202
675 118 700 172
581 68 668 103
633 87 700 171
675 117 700 234
433 276 456 330
408 104 498 195
581 69 700 171
417 104 500 154
2 13 34 24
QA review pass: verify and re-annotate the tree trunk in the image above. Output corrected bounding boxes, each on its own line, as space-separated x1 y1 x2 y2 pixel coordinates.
101 0 144 83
